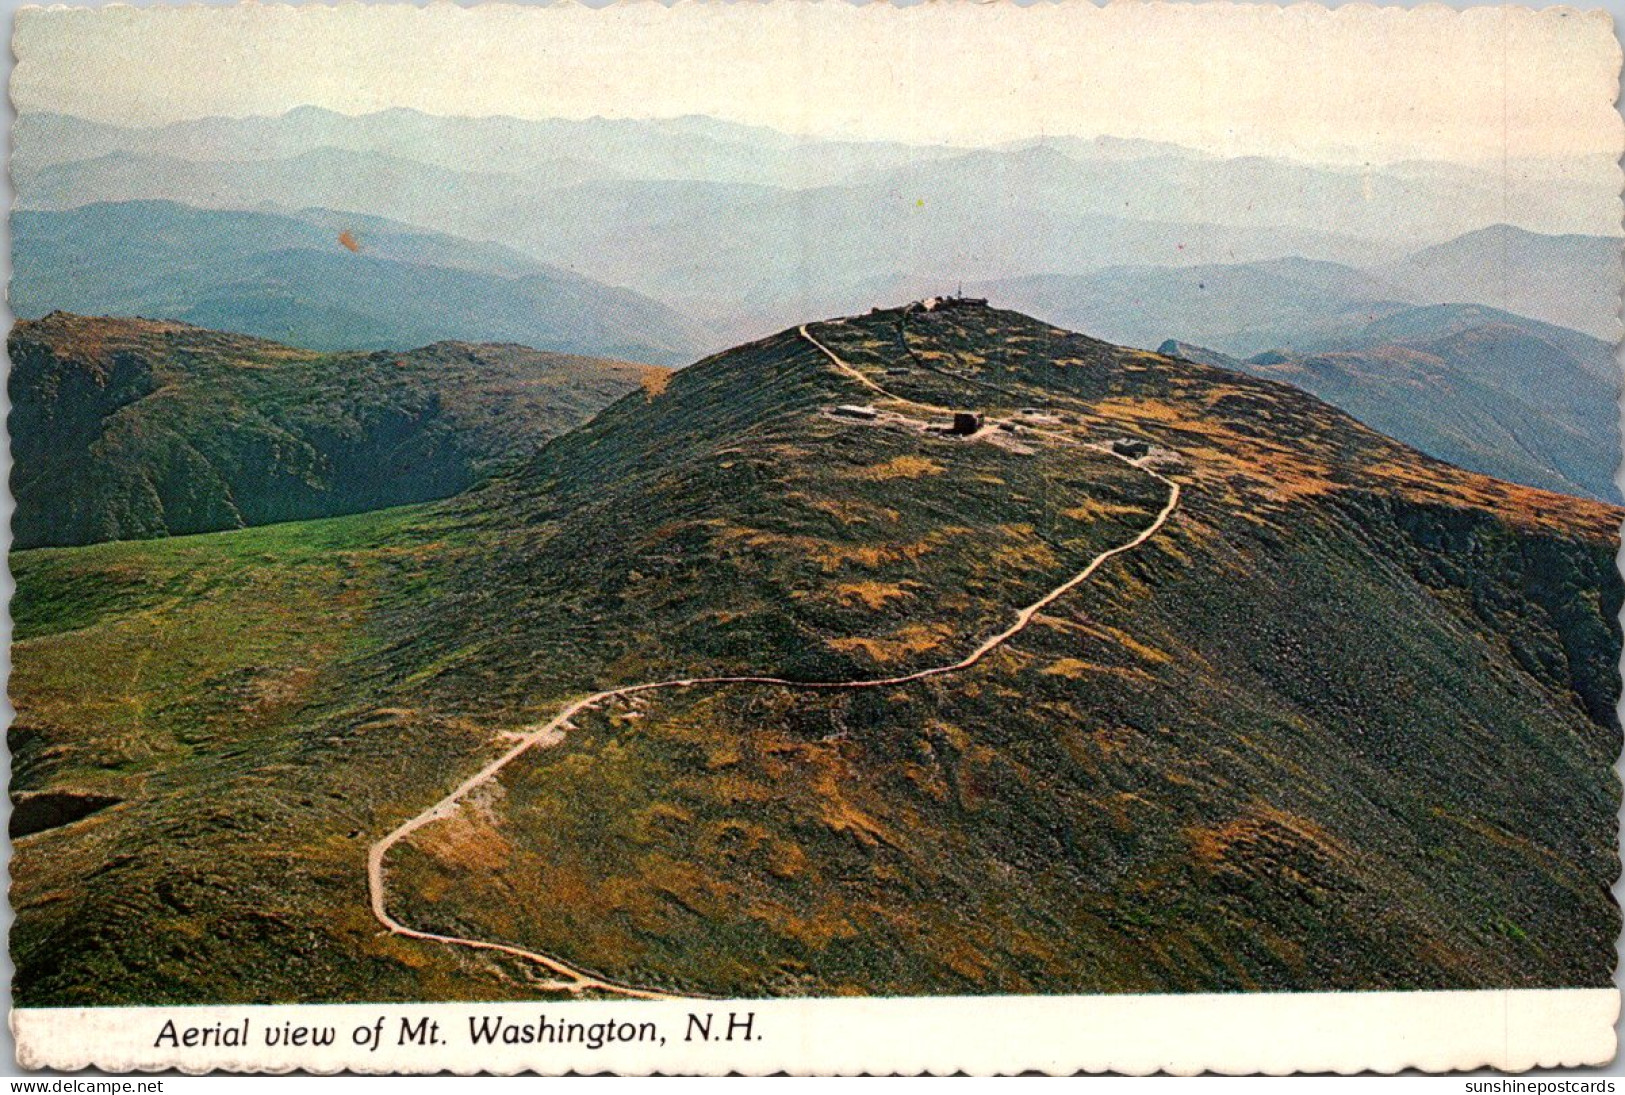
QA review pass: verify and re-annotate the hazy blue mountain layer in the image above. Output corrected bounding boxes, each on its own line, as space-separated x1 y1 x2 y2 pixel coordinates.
1378 224 1621 340
19 108 1619 341
12 201 709 363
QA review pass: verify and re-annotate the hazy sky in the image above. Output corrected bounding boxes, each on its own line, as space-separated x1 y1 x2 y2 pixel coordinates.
13 2 1622 164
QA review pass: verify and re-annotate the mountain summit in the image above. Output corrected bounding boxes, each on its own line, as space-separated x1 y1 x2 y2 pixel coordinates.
12 302 1620 1003
386 303 1624 996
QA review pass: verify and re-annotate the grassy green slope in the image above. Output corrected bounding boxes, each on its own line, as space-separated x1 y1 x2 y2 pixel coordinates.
9 508 560 1004
9 313 668 549
11 304 1620 1003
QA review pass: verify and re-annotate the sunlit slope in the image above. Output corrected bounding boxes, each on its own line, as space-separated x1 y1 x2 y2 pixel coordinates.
403 322 1170 700
389 305 1621 996
11 304 1619 1003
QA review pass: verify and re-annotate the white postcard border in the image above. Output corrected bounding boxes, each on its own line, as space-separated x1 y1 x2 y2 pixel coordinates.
12 989 1619 1075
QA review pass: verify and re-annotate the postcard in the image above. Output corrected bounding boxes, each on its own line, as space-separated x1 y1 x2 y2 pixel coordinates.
9 0 1622 1075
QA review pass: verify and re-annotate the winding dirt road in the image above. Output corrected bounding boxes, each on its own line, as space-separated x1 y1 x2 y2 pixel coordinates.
367 321 1182 1000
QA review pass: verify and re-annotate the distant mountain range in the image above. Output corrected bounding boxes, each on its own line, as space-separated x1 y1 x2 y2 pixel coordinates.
1158 303 1619 502
1379 224 1621 341
8 312 669 548
13 108 962 189
960 226 1620 351
26 108 1606 231
10 144 1394 326
14 199 1617 506
961 257 1410 358
12 202 708 364
16 108 1620 341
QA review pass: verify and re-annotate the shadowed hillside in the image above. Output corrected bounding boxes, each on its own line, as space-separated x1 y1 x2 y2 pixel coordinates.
1161 304 1621 503
8 313 669 548
11 303 1619 1004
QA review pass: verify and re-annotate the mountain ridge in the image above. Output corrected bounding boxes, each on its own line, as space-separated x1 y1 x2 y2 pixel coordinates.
1157 303 1620 503
7 312 671 548
378 304 1624 996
